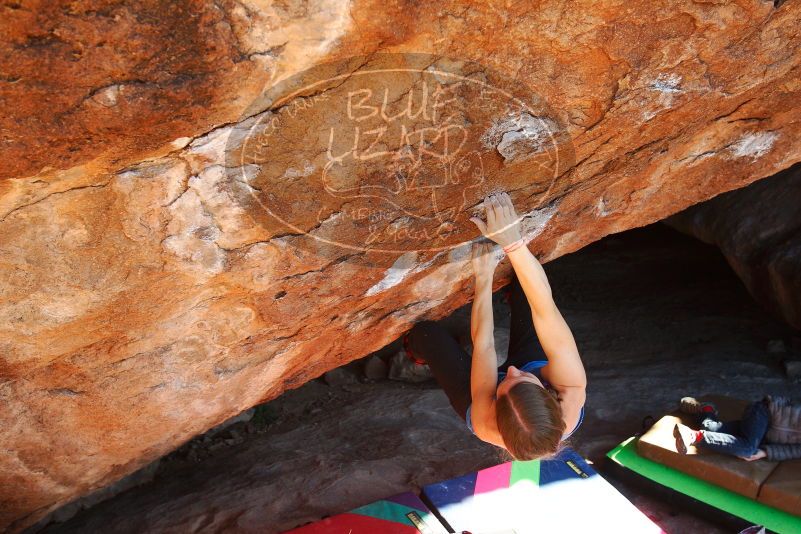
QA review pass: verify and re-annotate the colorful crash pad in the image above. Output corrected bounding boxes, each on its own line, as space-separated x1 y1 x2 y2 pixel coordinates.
283 492 448 534
422 447 662 533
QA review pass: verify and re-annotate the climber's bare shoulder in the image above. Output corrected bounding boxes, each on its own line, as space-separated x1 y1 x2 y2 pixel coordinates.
556 386 585 436
472 398 506 448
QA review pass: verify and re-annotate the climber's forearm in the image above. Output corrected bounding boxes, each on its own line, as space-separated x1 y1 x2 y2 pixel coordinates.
471 277 494 348
471 278 497 400
507 246 553 313
507 246 586 389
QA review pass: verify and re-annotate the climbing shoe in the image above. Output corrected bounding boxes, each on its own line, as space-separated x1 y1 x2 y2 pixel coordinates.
673 424 701 455
679 397 718 418
402 334 426 365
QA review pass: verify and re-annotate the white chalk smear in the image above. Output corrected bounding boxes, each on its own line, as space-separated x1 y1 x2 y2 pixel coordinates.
651 73 683 94
519 203 558 242
729 131 778 159
596 198 610 217
365 251 442 296
481 113 558 163
283 161 316 179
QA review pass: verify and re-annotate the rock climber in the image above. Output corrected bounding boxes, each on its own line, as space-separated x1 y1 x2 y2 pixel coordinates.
405 192 587 460
674 396 801 461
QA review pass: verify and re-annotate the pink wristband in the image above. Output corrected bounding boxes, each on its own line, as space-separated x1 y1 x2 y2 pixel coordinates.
503 239 525 254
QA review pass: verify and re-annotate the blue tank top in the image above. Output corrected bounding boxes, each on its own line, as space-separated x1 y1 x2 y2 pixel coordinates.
464 359 585 440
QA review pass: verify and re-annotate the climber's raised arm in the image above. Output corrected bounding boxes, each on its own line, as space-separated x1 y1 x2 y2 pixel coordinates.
469 242 505 446
470 193 586 394
506 248 586 392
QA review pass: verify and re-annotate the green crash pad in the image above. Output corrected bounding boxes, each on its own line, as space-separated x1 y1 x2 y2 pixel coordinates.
607 437 801 534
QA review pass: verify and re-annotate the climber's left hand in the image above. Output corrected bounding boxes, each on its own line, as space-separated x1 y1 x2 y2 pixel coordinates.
471 242 500 284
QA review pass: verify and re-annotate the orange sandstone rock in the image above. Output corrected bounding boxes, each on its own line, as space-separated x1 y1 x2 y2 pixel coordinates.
1 0 801 530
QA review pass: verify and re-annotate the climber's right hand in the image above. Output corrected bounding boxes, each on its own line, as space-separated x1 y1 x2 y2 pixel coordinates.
470 192 522 248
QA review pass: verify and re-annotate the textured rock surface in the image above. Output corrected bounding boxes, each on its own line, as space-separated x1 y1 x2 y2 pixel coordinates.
666 163 801 330
2 1 801 530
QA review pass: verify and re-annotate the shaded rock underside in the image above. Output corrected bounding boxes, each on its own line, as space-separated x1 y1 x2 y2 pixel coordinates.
667 162 801 330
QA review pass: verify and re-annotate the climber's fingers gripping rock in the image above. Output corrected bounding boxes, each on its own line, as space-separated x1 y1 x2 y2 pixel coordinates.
470 192 522 248
471 242 500 282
